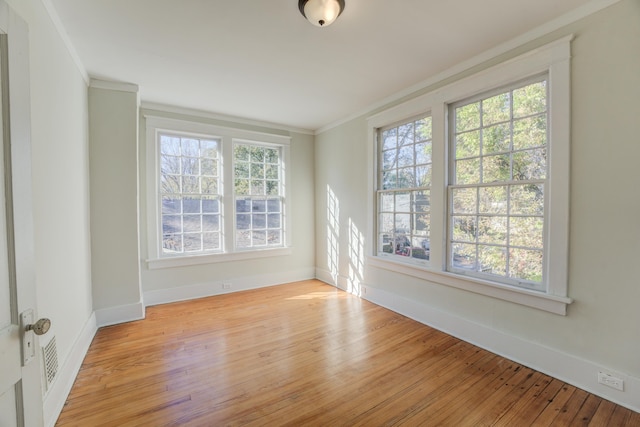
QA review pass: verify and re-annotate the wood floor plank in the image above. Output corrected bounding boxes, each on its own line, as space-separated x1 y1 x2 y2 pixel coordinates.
55 280 639 426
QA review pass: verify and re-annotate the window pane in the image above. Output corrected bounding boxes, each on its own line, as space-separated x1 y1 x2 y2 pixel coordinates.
160 136 181 155
397 146 414 167
201 140 218 158
201 177 218 195
183 216 201 233
456 130 480 159
416 165 431 187
382 170 397 190
478 216 507 245
380 193 394 212
509 249 543 282
183 234 202 252
415 142 432 164
482 92 510 126
251 180 265 195
397 167 415 188
482 154 511 183
380 213 394 233
236 214 250 230
267 199 281 213
396 193 411 212
452 188 477 214
452 243 476 270
265 148 279 164
510 184 544 215
236 230 250 248
513 148 546 180
413 213 430 236
161 155 180 175
415 117 432 142
252 199 266 212
203 232 220 251
452 216 476 243
513 115 546 150
510 216 544 249
479 186 507 214
181 139 199 157
398 123 414 146
163 234 182 252
252 230 267 246
268 230 282 245
203 198 219 214
235 144 250 161
162 197 181 214
413 190 430 213
482 123 511 154
456 102 481 132
182 176 199 194
478 245 507 276
267 213 281 228
203 215 219 232
162 215 181 233
382 149 396 171
382 128 397 150
183 198 200 214
250 146 265 162
513 81 546 118
253 214 266 228
455 158 481 184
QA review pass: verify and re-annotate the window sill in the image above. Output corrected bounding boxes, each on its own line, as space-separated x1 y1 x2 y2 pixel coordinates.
367 255 572 315
146 247 292 270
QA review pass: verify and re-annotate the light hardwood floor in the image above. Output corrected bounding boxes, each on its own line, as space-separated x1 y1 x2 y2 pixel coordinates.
56 280 639 426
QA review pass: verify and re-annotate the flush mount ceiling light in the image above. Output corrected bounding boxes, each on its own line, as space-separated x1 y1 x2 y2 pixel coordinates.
298 0 345 27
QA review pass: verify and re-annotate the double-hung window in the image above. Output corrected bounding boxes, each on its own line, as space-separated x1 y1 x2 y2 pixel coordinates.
378 116 432 263
369 37 571 314
145 115 291 268
449 77 548 290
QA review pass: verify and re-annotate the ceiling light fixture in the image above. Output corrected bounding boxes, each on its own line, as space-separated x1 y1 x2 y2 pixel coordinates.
298 0 345 27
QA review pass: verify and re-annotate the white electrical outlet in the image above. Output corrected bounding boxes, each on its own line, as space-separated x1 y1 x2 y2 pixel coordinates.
598 372 624 391
222 282 231 290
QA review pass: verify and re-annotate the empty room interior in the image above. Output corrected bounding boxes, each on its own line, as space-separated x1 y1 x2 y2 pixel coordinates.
1 0 639 425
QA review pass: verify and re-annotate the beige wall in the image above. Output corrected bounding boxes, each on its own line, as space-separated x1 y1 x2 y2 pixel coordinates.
89 84 143 314
315 0 640 385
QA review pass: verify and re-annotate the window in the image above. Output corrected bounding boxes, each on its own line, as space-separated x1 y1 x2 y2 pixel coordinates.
159 133 221 255
145 115 291 268
234 142 284 250
378 116 432 262
368 37 571 314
449 78 547 290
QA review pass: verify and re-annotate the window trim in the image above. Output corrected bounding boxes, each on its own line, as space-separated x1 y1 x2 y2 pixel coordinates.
367 36 573 315
144 115 292 269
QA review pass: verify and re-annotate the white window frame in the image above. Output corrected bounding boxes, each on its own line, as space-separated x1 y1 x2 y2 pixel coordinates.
367 36 573 315
144 115 292 269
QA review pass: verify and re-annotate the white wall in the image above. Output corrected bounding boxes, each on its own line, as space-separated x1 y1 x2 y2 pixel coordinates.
5 0 93 416
315 0 640 411
139 109 317 304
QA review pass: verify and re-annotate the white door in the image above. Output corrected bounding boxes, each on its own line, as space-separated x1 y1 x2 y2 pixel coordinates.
0 3 44 426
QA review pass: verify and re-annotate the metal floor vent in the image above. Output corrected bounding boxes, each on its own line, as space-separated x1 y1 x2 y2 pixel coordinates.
42 336 59 391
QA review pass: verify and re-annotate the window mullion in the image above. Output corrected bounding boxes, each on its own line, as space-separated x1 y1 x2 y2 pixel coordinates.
222 136 234 253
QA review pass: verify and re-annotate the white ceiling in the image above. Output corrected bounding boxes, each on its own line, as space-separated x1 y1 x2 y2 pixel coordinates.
50 0 595 131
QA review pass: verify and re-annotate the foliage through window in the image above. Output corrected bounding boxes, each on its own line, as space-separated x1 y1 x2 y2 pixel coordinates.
378 116 432 262
234 143 284 250
160 133 221 255
449 77 548 288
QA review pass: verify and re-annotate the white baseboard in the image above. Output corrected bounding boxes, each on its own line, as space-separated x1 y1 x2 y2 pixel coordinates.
144 267 316 307
315 268 361 295
361 284 640 413
43 312 98 427
94 301 145 327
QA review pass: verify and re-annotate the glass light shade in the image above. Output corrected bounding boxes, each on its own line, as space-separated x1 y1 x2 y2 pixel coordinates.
301 0 345 27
